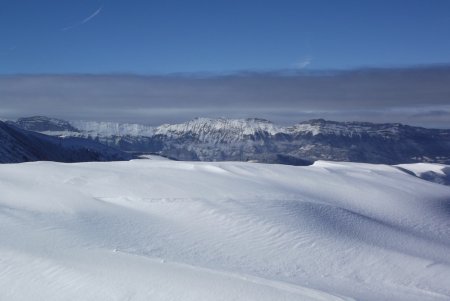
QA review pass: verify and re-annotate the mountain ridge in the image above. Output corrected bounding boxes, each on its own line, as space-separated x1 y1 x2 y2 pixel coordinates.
0 120 132 163
8 116 450 165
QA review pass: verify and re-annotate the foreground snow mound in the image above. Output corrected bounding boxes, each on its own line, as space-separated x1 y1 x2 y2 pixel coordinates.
397 163 450 185
0 160 449 301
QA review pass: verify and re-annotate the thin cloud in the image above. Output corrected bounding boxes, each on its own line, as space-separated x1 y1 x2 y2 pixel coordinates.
295 56 312 69
61 6 103 31
0 66 449 128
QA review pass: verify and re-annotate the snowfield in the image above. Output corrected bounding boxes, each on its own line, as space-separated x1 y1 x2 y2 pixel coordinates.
0 159 449 301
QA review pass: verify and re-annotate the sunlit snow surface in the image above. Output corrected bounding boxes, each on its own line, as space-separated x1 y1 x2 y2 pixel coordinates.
0 159 449 301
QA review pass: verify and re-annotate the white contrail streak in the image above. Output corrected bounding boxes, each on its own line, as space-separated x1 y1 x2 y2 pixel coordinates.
81 6 102 24
61 6 103 31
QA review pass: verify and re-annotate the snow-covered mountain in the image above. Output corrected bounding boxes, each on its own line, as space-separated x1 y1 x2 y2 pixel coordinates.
0 159 449 300
0 120 131 163
14 116 79 132
11 116 450 165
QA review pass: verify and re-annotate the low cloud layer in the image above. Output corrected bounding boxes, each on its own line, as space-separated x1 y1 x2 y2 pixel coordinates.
1 66 450 128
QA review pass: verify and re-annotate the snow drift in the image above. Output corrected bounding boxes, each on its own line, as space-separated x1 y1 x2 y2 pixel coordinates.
0 159 449 300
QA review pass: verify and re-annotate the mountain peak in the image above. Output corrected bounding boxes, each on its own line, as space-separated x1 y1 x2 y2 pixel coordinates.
15 116 79 132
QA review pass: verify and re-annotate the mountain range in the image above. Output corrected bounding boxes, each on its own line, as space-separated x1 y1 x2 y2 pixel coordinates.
6 116 450 165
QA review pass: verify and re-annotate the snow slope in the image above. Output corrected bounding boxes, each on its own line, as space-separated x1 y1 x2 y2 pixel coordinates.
0 160 449 301
397 163 450 185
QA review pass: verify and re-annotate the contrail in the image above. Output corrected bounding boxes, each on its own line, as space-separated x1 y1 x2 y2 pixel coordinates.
81 6 103 24
62 6 103 31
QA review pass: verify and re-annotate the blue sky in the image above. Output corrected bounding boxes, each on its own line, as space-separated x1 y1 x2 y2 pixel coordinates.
1 1 450 127
1 0 450 74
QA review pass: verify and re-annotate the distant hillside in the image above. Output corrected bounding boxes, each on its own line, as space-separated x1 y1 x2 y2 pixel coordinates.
0 120 131 163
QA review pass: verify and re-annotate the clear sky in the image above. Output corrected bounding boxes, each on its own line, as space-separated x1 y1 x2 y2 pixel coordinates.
1 0 450 74
1 1 450 128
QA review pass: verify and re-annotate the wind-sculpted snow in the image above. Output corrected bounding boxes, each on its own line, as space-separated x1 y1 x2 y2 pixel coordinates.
397 163 450 186
0 160 449 300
